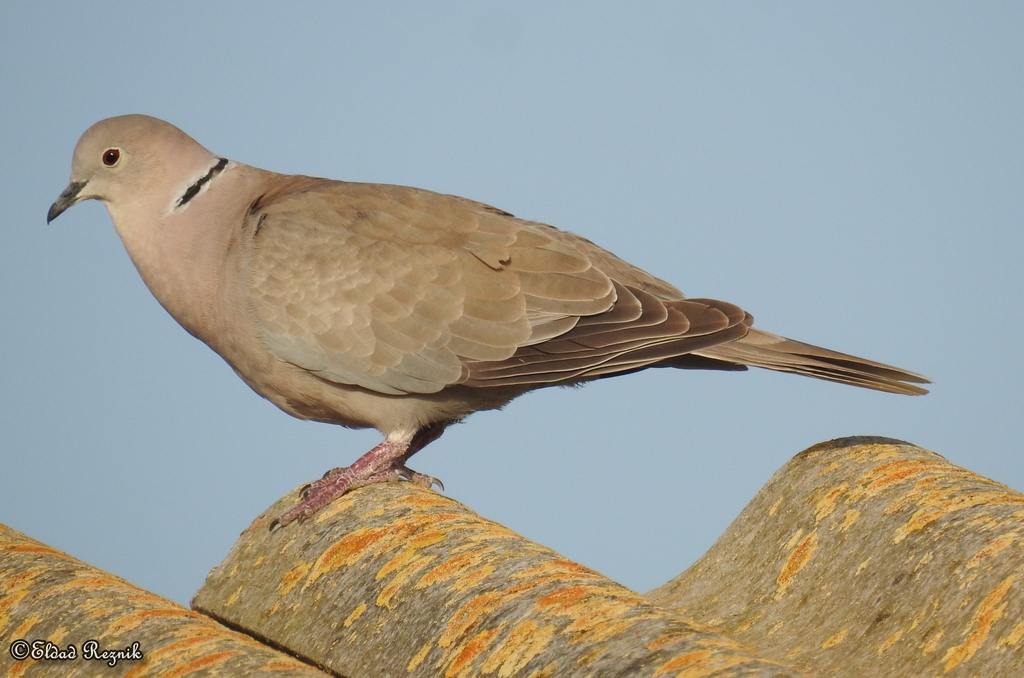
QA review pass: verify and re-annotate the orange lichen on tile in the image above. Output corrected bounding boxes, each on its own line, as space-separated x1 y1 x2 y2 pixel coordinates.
59 575 123 592
131 649 245 678
305 518 435 585
119 634 223 676
443 626 503 678
907 608 929 633
377 554 435 608
921 629 944 655
574 646 607 667
965 533 1016 569
416 549 492 589
535 583 644 615
525 660 558 678
858 459 953 497
343 602 367 628
82 599 129 621
562 602 649 644
653 650 713 676
3 543 64 557
837 509 861 531
1 566 50 593
327 524 407 566
734 610 765 634
376 545 427 581
309 494 359 525
654 650 766 678
438 578 636 659
389 489 457 511
996 620 1024 648
277 560 312 597
914 552 935 573
535 586 596 611
513 559 603 582
439 591 505 648
648 632 698 651
870 447 903 462
817 460 842 477
406 526 455 551
407 641 434 671
814 483 849 522
225 584 244 607
498 576 572 603
109 607 196 634
479 621 556 677
448 564 496 594
877 628 905 654
776 531 818 599
784 528 805 550
822 627 849 649
508 580 652 646
694 634 752 653
942 574 1015 671
12 613 41 638
895 491 1024 544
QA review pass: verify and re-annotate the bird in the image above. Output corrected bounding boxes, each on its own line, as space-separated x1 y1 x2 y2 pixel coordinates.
48 115 929 528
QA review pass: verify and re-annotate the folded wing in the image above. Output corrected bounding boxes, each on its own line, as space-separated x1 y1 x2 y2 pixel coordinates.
247 179 928 396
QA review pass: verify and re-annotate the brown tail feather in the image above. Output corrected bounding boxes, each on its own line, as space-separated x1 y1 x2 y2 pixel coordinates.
694 328 930 395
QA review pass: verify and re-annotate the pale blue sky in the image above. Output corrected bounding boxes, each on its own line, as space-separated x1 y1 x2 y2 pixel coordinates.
2 3 1021 605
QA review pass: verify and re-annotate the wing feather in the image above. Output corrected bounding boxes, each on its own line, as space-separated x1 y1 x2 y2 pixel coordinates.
247 177 928 398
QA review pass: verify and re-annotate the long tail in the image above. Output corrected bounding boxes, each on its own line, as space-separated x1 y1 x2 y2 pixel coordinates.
692 328 930 395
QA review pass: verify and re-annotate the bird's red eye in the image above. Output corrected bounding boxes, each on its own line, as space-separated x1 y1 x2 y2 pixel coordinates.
102 148 121 166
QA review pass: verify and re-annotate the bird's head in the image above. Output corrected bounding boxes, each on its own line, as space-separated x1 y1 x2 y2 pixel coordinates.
48 114 218 224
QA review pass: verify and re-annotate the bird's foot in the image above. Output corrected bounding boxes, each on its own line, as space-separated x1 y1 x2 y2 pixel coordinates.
298 464 439 499
270 465 394 529
270 425 448 530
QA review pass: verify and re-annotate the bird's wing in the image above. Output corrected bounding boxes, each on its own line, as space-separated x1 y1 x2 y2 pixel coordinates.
245 179 748 395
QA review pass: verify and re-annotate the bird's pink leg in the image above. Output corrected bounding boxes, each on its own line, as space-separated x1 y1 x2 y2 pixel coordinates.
271 423 447 529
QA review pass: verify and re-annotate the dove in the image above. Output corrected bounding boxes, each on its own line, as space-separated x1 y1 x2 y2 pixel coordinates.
48 115 929 528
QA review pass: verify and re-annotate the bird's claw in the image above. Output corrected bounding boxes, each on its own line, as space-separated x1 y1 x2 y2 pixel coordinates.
398 466 444 491
269 463 443 531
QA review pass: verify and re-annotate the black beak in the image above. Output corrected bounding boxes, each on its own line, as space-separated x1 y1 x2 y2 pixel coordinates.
47 181 87 223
